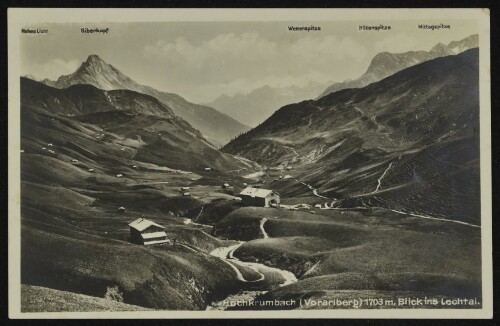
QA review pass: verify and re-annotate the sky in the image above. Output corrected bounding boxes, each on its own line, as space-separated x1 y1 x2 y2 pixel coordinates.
21 20 478 103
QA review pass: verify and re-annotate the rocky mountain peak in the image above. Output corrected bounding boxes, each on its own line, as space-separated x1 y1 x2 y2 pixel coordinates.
430 43 454 56
79 54 116 74
85 54 105 64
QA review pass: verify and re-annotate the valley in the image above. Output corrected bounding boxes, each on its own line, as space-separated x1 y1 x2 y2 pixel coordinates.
19 48 482 311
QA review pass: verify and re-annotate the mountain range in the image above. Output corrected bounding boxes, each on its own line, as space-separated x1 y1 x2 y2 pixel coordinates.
317 34 478 99
207 82 328 127
223 49 480 224
40 55 250 147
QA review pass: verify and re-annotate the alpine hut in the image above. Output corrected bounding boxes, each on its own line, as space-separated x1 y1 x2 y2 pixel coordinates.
128 218 169 245
239 187 280 207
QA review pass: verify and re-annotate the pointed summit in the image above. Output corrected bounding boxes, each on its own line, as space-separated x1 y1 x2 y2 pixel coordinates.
50 54 138 91
84 54 106 65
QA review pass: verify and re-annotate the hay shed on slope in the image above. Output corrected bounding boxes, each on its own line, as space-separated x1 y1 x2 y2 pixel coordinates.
128 218 169 245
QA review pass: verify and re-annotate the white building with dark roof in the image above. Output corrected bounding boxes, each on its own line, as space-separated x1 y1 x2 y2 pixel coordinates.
128 218 169 245
239 187 280 207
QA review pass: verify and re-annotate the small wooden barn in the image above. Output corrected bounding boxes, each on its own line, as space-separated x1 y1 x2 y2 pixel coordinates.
128 218 169 245
239 187 280 207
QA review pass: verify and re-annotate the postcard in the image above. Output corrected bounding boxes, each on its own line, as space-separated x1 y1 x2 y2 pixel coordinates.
8 8 492 318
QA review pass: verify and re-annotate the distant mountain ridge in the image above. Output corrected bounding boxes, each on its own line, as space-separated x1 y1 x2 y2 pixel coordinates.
317 34 478 99
207 82 329 127
40 55 250 147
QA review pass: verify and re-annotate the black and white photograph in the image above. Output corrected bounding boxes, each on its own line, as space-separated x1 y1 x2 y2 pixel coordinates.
7 8 492 318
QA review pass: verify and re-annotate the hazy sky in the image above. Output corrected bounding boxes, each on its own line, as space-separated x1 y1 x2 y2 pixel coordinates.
21 20 478 103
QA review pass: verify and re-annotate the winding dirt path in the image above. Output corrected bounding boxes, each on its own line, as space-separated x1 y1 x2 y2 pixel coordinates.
260 218 269 238
372 161 394 193
297 180 330 199
210 241 297 286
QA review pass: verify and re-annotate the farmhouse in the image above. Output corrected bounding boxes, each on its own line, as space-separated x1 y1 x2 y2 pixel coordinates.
128 218 169 245
239 187 280 207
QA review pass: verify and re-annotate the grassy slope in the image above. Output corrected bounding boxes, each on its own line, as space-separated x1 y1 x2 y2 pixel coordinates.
21 285 151 312
21 219 241 310
18 85 262 310
213 207 481 307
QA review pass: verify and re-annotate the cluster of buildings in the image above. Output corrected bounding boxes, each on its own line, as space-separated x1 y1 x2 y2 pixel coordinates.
127 186 280 246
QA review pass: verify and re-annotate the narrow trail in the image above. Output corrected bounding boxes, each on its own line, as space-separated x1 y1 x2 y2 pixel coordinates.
283 145 299 158
134 181 171 185
352 106 364 117
297 180 330 199
211 244 250 282
387 208 481 228
372 161 394 194
177 243 198 253
371 116 383 131
210 243 264 283
260 218 269 238
317 204 480 229
183 218 211 228
302 260 321 277
371 116 391 135
352 106 368 130
195 205 204 222
210 242 297 286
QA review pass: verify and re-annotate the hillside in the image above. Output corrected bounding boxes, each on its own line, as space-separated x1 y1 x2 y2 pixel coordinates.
21 77 249 173
317 34 478 98
19 77 265 310
41 55 250 147
22 285 151 312
223 49 480 225
209 206 481 310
